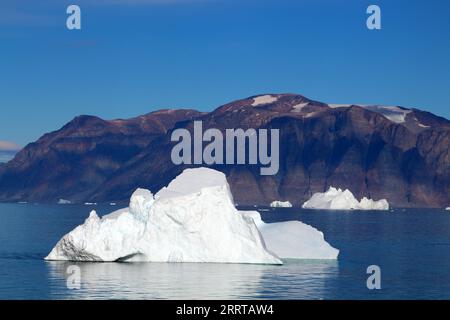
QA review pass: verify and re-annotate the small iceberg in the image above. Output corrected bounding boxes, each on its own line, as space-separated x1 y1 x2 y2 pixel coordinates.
46 168 338 264
302 186 389 210
58 199 72 205
446 207 450 211
270 201 293 208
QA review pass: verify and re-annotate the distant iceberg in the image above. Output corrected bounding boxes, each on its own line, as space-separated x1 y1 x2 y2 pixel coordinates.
46 168 339 264
446 207 450 211
302 187 389 210
270 200 293 208
58 199 72 205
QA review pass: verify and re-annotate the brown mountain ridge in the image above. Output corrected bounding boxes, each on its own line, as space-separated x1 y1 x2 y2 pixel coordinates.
0 94 449 208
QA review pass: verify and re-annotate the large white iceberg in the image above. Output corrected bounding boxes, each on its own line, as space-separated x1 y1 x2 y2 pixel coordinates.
270 200 293 208
46 168 338 264
302 186 389 210
240 211 339 259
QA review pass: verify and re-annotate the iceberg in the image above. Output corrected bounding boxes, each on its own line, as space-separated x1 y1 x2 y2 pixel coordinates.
46 168 339 264
57 199 72 205
302 187 389 210
46 168 281 264
270 201 293 208
446 207 450 211
240 211 339 259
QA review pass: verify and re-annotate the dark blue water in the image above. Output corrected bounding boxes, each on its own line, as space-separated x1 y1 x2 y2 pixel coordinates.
1 203 450 299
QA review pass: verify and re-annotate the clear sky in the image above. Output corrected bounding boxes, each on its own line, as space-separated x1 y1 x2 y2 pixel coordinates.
1 0 450 147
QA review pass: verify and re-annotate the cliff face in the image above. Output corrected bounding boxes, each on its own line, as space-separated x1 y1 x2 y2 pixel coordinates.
0 94 449 207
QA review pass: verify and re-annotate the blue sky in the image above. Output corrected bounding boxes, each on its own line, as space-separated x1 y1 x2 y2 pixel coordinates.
1 0 450 148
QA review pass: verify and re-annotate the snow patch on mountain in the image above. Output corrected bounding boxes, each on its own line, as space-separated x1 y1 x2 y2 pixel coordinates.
251 95 279 107
362 105 412 123
291 103 309 112
304 111 319 118
302 187 389 210
328 104 352 109
418 123 430 128
328 103 413 124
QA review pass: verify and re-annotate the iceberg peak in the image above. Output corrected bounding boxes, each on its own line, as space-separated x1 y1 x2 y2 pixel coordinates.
155 168 232 200
87 210 99 221
129 188 154 222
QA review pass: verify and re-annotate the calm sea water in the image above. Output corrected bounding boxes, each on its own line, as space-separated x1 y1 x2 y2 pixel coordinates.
1 203 450 300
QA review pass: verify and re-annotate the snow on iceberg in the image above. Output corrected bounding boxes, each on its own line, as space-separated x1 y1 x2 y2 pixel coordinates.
240 211 339 259
46 168 281 264
270 201 293 208
302 187 389 210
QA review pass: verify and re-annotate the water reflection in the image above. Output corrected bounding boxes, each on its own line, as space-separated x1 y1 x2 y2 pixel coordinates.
46 260 339 300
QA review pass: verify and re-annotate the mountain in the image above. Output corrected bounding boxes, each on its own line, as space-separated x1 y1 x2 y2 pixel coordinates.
0 109 202 203
0 94 449 208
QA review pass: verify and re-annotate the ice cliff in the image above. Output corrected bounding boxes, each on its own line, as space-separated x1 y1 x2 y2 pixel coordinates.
302 187 389 210
46 168 338 264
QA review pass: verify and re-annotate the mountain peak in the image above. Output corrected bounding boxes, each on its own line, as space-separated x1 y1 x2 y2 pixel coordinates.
214 93 325 115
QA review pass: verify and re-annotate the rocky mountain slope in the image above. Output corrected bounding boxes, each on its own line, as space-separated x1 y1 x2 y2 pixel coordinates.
0 109 202 203
0 94 449 207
